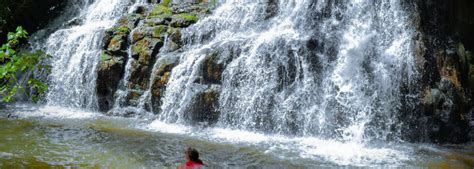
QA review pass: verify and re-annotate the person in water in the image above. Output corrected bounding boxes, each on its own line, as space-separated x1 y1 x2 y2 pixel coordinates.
178 147 204 169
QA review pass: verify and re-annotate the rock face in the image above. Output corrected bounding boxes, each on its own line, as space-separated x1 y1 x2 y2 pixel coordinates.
185 53 224 124
96 1 211 115
186 86 220 125
410 0 474 143
97 25 132 111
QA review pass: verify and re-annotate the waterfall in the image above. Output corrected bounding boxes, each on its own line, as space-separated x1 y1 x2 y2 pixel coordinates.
39 0 136 109
156 0 419 142
36 0 420 142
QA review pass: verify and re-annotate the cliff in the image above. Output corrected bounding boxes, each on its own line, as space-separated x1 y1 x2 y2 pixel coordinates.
411 0 474 143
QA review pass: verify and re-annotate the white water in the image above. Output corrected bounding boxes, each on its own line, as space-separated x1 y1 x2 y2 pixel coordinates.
157 0 419 142
40 0 136 109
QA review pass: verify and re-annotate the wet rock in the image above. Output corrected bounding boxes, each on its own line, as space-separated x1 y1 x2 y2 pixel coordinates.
150 4 173 17
171 2 211 14
132 25 167 43
126 89 144 107
167 27 182 46
107 34 127 54
202 52 223 84
118 14 143 30
422 78 469 143
150 55 179 112
97 53 126 112
468 109 474 141
145 17 172 26
132 37 163 65
187 86 220 125
132 6 147 15
128 60 151 90
170 13 199 28
102 26 131 56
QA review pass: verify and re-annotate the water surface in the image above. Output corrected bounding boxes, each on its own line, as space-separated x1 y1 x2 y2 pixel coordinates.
0 104 473 168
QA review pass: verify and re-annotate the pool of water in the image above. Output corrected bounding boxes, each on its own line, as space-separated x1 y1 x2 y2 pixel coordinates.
0 104 473 168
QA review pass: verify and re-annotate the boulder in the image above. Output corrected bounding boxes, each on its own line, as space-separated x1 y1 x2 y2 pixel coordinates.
170 13 199 28
102 26 131 56
107 34 128 54
128 60 151 90
202 52 223 84
132 37 163 65
150 55 179 112
97 53 126 112
118 13 143 30
187 87 220 125
422 78 470 143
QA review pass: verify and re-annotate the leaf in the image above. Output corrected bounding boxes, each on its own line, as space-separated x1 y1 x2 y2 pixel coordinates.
7 32 15 40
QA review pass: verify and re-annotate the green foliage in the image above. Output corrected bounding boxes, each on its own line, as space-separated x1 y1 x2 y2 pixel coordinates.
0 26 51 102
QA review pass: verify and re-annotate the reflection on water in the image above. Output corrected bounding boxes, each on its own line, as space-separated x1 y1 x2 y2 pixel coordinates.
0 105 473 168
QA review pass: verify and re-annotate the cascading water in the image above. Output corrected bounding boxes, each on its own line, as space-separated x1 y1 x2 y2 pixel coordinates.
156 0 419 142
35 0 420 143
38 0 140 109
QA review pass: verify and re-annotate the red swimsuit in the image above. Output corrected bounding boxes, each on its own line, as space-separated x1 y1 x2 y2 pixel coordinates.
186 161 204 169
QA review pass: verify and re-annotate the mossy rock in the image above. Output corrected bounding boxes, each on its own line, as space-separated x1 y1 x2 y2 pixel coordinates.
132 30 145 43
167 27 182 44
150 55 179 104
127 89 145 106
152 25 168 38
118 14 142 29
150 5 173 18
132 38 163 65
145 17 172 26
132 39 151 63
175 13 199 22
128 60 151 90
101 51 112 61
170 13 199 28
107 35 127 52
111 25 130 35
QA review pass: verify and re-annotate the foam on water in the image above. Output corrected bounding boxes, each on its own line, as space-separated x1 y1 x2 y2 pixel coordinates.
146 121 192 134
143 121 412 166
14 106 101 119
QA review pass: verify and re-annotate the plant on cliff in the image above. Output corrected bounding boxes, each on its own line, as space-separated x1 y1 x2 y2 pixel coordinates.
0 26 51 102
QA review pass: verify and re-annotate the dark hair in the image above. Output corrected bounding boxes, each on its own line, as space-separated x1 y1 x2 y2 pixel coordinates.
186 147 204 165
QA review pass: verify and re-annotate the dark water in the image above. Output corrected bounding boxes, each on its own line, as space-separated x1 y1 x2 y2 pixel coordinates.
0 104 473 168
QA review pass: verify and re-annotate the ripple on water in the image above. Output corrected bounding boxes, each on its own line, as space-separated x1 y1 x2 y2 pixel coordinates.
1 105 472 168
